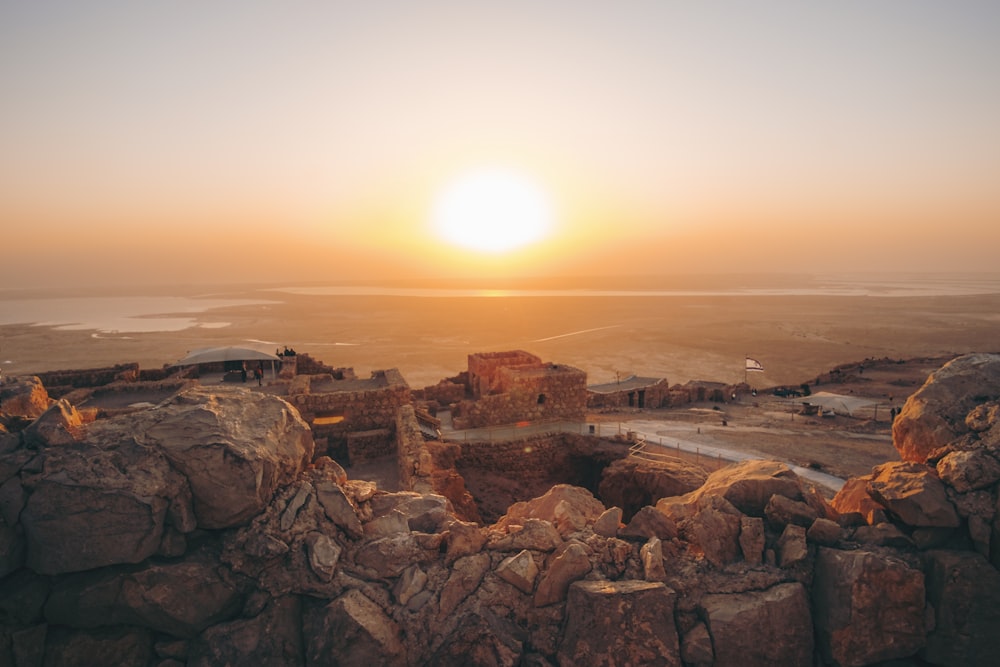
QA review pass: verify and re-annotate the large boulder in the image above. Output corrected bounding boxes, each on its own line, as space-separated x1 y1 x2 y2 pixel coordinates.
866 461 959 528
16 387 313 575
19 430 189 575
812 547 926 666
0 376 51 420
139 387 314 528
924 549 1000 666
558 580 681 667
701 583 813 667
303 589 406 667
893 353 1000 463
189 596 303 667
683 460 805 517
43 551 242 638
496 484 606 538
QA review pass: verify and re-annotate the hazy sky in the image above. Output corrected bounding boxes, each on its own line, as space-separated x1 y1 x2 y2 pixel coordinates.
2 1 999 287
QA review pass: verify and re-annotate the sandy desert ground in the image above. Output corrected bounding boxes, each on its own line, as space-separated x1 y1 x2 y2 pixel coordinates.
3 287 999 391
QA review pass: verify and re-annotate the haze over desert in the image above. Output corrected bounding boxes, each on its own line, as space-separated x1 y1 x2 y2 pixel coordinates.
3 273 998 391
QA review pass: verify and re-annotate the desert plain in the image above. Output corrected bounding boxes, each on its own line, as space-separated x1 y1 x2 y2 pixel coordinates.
3 281 998 491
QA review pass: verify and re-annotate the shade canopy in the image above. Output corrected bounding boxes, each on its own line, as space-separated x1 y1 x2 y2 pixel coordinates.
175 346 281 366
795 391 877 416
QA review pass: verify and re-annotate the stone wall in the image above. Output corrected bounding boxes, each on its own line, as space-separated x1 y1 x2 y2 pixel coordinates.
33 364 140 398
588 378 673 410
289 370 410 431
453 363 587 429
468 350 541 398
417 378 467 407
292 353 355 380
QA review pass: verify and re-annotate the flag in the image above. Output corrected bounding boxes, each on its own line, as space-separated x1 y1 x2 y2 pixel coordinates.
745 357 764 372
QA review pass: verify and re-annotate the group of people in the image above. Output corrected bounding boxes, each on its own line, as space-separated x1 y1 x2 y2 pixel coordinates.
276 346 297 357
240 362 265 386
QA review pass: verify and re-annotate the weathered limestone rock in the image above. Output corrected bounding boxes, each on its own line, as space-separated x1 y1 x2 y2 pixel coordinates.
22 399 84 447
701 583 813 667
893 353 1000 463
353 533 435 579
936 448 1000 492
680 621 713 667
813 547 926 666
140 387 314 529
496 549 539 594
764 493 818 529
776 524 808 568
640 536 667 582
0 376 51 419
19 435 186 575
190 596 303 667
497 484 606 537
428 609 525 667
807 517 843 546
558 580 680 667
488 518 563 553
831 474 887 525
302 589 405 667
924 549 1000 666
364 509 411 538
681 496 741 567
592 506 622 537
687 460 805 517
444 519 486 563
534 541 592 607
438 552 491 618
739 516 765 564
305 532 341 582
597 457 707 520
314 479 363 539
371 492 451 533
620 506 677 541
43 552 242 638
393 564 428 605
851 522 914 548
867 461 960 528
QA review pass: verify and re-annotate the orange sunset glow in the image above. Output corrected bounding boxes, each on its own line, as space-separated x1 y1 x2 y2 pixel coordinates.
1 2 999 288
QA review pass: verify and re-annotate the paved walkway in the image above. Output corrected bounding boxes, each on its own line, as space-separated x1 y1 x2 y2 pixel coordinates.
439 412 846 493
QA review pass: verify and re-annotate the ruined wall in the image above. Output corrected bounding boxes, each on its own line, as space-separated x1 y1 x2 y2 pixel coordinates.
417 379 466 406
453 363 587 429
588 379 673 410
33 364 141 398
468 350 541 398
292 353 355 380
290 370 409 431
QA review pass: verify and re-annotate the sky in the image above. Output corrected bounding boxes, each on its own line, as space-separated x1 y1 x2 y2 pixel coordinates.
2 1 999 288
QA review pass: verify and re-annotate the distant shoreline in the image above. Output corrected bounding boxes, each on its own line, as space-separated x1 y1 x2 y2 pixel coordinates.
3 281 998 390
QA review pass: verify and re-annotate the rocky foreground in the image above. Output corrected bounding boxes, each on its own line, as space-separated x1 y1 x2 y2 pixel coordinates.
2 355 1000 666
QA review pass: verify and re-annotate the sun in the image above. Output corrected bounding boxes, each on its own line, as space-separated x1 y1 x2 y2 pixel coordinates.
431 167 554 253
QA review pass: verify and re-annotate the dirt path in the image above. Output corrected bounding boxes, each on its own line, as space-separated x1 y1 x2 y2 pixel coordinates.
589 356 950 483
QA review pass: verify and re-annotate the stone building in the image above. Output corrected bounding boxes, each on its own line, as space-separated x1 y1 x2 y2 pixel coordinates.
587 375 671 410
451 351 587 429
285 368 411 464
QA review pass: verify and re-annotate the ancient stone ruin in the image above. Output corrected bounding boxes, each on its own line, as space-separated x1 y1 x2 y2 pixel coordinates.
1 353 1000 665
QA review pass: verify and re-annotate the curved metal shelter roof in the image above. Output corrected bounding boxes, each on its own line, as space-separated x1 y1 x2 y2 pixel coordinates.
175 346 281 366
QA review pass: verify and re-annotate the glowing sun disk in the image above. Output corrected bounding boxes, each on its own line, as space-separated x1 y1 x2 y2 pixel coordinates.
432 168 553 253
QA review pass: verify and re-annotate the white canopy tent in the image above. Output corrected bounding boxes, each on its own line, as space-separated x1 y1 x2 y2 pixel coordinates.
793 391 878 416
175 346 282 380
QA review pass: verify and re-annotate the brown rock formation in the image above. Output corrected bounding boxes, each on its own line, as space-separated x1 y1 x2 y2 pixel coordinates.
3 354 1000 665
